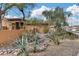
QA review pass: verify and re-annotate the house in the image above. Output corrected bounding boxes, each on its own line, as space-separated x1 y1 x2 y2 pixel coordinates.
2 18 24 30
64 26 79 31
1 18 49 33
25 23 49 33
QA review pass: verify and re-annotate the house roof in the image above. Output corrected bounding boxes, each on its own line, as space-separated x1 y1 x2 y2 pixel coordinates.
6 18 22 21
26 23 48 25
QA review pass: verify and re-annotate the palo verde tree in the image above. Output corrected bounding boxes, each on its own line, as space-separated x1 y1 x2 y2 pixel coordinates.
42 7 71 45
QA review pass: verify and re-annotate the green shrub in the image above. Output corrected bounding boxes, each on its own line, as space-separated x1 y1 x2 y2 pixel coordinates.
43 28 49 33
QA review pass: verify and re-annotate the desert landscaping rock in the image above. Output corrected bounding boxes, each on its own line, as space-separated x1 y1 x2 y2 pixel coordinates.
0 33 79 56
29 39 79 56
13 51 18 55
77 53 79 56
0 51 4 55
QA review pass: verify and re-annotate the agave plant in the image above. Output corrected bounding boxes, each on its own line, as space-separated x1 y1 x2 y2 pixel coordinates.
16 34 29 56
33 33 40 53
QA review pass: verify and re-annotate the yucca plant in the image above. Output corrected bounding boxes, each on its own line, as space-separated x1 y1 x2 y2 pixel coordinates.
30 28 40 53
16 34 29 56
33 33 40 53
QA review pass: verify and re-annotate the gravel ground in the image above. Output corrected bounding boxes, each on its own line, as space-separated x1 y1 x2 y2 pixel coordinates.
0 39 79 56
0 33 79 56
29 39 79 56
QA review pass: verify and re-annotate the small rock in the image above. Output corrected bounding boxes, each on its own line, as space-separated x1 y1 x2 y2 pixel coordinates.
4 51 7 55
13 52 18 55
77 53 79 56
0 51 4 55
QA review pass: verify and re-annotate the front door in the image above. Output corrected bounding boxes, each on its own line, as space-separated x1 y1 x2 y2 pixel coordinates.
16 22 20 29
12 23 15 30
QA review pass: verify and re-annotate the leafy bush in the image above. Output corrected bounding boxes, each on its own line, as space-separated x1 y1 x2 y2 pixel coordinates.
43 28 49 33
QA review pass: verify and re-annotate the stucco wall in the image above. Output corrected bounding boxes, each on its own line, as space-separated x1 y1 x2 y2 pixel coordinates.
2 18 12 30
25 25 49 33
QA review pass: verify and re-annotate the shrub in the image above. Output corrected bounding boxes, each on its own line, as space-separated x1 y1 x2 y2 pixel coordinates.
43 28 49 33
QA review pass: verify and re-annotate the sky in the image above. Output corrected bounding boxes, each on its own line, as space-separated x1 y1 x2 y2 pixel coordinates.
4 3 79 26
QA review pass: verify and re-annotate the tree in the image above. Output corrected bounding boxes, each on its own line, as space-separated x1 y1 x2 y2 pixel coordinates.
42 10 53 25
0 4 16 19
12 3 34 21
10 3 35 29
0 3 15 30
42 7 70 45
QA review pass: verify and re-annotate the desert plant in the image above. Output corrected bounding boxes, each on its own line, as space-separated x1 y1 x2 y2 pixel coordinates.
48 31 60 45
42 7 72 45
16 34 29 56
43 28 49 33
64 31 79 40
33 33 40 53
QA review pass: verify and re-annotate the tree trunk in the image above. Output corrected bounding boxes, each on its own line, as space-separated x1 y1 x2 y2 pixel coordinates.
0 15 2 30
19 9 26 29
22 11 25 21
0 13 4 31
20 9 25 21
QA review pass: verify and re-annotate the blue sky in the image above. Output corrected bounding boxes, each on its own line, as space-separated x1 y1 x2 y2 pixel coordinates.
5 3 79 26
35 3 76 9
6 3 77 17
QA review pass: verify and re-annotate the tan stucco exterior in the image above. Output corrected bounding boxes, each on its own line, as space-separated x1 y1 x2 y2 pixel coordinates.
25 24 49 33
2 18 24 30
1 18 49 33
2 18 12 30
